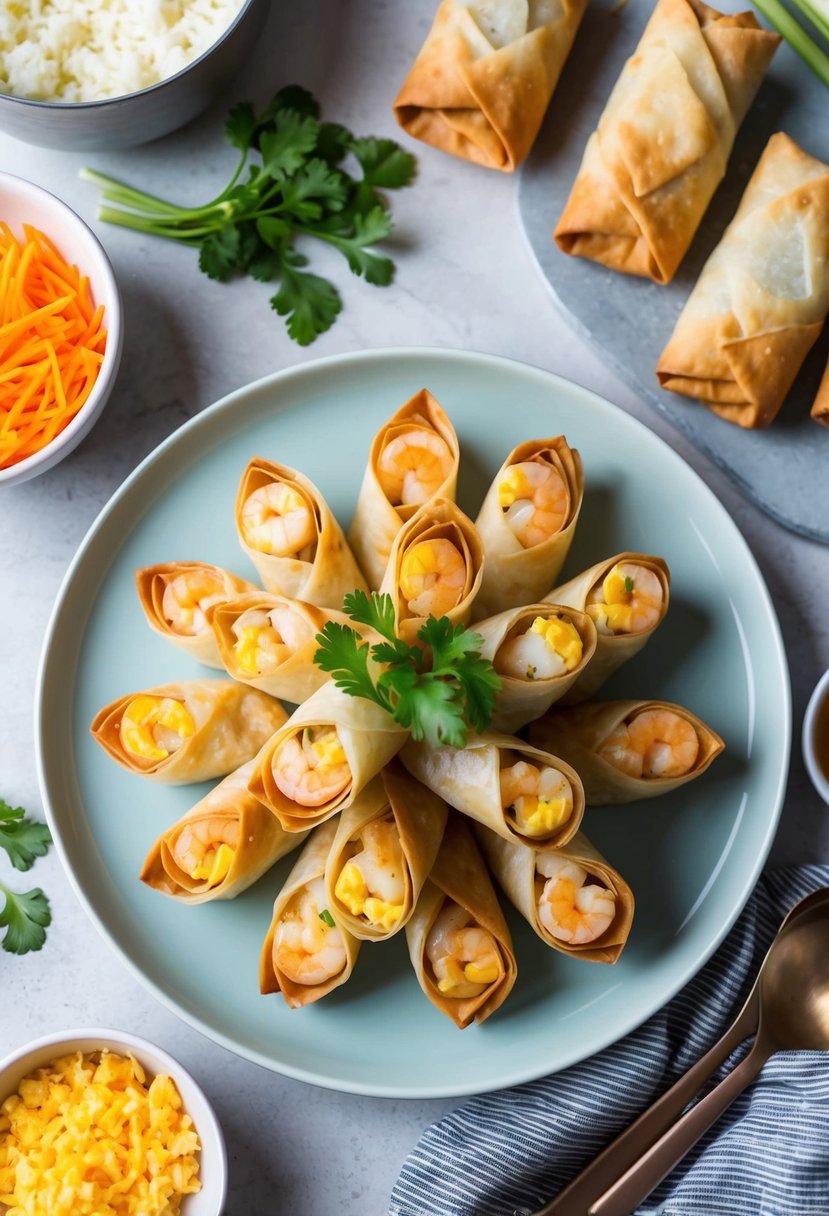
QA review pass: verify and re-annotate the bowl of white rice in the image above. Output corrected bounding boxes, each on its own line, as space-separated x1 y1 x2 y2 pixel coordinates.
0 0 268 150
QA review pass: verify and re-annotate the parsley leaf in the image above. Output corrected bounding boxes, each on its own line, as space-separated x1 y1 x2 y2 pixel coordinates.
350 137 417 189
342 590 398 641
271 266 342 346
198 225 243 281
0 884 51 955
314 623 389 709
0 799 51 872
225 101 258 153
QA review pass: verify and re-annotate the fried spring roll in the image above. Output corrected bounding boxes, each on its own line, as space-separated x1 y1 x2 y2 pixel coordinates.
812 358 829 427
135 561 258 668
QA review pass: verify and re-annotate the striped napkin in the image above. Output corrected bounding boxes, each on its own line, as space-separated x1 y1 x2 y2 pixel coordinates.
389 866 829 1216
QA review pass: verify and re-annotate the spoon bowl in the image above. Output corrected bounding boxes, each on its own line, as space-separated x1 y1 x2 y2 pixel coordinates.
762 897 829 1051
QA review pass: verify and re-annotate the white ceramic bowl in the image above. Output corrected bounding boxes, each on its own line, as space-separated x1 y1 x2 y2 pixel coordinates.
0 1027 227 1214
0 172 122 487
803 668 829 806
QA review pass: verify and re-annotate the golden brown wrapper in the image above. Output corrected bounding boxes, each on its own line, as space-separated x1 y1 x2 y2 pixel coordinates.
234 457 368 607
529 699 724 804
90 679 288 785
476 826 634 963
657 134 829 427
472 437 584 618
259 820 361 1008
544 553 670 703
135 561 258 668
405 814 517 1027
139 761 308 904
348 389 460 590
554 0 779 283
394 0 588 172
812 358 829 427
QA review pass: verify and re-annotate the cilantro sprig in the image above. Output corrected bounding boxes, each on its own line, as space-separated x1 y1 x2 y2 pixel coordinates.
314 591 501 750
81 85 416 346
0 798 52 955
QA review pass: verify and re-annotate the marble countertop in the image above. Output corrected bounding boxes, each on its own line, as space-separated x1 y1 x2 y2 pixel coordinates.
2 4 828 1214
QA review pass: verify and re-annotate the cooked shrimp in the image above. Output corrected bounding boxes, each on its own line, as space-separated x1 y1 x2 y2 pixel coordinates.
425 901 502 998
398 538 466 616
377 428 454 509
586 562 663 635
536 854 616 945
171 816 240 885
240 481 317 558
496 614 583 681
499 755 574 837
271 726 351 807
334 817 406 930
272 877 347 985
498 461 568 549
161 570 227 637
119 695 195 762
231 603 315 676
597 709 700 778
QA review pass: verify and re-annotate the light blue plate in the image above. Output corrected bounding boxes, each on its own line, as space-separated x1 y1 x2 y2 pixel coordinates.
36 348 790 1098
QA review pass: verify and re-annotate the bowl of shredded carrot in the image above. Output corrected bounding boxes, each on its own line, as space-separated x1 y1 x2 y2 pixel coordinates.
0 172 122 486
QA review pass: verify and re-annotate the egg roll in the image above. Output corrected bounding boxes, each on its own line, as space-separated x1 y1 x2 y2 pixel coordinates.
402 730 584 848
476 826 634 963
554 0 779 283
812 358 829 427
544 553 670 702
473 436 584 618
139 761 308 904
135 561 258 668
348 389 460 590
657 134 829 427
235 456 368 607
90 679 287 784
529 699 724 804
394 0 588 172
324 759 449 941
260 819 361 1008
247 682 408 832
405 814 517 1027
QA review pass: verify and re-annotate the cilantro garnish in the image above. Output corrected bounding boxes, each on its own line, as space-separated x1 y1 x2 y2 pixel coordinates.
0 798 53 955
0 798 52 871
319 909 336 928
624 576 635 593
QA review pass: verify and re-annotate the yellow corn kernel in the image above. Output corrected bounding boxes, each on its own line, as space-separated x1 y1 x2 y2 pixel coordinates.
363 897 404 931
529 615 583 671
399 540 440 598
497 466 531 508
190 842 235 885
309 728 346 769
120 696 195 761
334 861 368 915
464 962 499 984
233 626 262 675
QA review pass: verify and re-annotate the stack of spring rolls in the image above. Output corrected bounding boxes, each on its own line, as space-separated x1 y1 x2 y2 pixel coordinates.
90 389 724 1028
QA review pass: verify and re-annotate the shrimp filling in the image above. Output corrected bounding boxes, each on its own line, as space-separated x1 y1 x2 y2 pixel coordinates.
273 878 347 986
119 696 196 761
536 855 616 945
398 538 466 617
425 901 502 998
500 756 573 837
498 461 568 549
597 709 700 778
241 481 317 558
231 604 314 676
334 817 406 930
586 563 663 635
377 428 453 508
172 816 240 886
496 614 583 681
272 726 351 807
161 570 227 637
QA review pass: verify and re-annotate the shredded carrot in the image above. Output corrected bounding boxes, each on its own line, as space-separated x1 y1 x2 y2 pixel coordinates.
0 222 107 470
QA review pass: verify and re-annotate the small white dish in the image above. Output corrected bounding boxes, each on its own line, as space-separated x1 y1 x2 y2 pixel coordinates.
0 1027 227 1214
803 669 829 806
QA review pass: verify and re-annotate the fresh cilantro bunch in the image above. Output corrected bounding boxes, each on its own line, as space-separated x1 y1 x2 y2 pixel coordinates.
314 591 501 749
0 798 52 955
81 85 416 346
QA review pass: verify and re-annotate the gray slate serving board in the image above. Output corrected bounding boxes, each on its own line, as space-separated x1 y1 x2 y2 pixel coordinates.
518 0 829 543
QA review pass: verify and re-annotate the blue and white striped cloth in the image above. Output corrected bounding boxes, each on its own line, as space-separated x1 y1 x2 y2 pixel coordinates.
390 866 829 1216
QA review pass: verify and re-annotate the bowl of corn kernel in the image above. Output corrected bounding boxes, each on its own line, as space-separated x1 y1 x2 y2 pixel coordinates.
0 1028 227 1215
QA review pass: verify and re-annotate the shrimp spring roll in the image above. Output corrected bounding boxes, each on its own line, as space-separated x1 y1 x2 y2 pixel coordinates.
139 761 308 904
379 497 484 644
248 682 408 832
90 679 287 784
324 759 449 942
235 457 368 607
544 553 670 702
393 0 588 172
348 389 460 590
813 358 829 427
475 602 597 733
135 561 258 668
405 814 517 1027
260 820 360 1008
529 699 724 804
473 437 583 618
402 731 584 848
554 0 779 283
657 134 829 427
476 827 634 963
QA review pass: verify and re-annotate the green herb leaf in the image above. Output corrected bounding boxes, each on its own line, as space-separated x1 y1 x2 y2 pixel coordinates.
271 267 342 346
0 884 51 955
0 799 52 873
266 84 321 123
313 623 389 708
198 225 243 281
342 591 398 642
278 159 348 223
259 111 320 180
225 101 258 153
624 576 635 593
387 671 469 749
350 137 417 189
319 908 336 928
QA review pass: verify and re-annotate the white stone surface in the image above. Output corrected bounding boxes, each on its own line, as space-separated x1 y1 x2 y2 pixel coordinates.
1 3 827 1214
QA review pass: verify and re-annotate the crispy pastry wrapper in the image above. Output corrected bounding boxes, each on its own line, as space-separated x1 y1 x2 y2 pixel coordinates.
394 0 588 172
135 561 258 668
476 826 634 963
813 358 829 427
348 389 460 590
379 496 484 644
554 0 779 283
324 759 449 941
405 814 517 1027
259 820 361 1008
401 730 584 848
544 552 670 703
247 682 408 832
139 761 308 904
234 457 368 607
475 602 597 733
529 699 724 804
658 134 829 427
472 437 584 618
90 679 288 784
